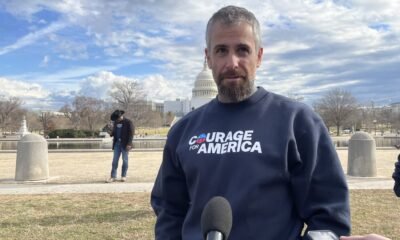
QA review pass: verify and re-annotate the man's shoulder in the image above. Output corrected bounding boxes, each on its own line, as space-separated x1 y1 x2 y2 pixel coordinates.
167 102 212 137
266 91 313 113
123 118 133 123
122 118 134 127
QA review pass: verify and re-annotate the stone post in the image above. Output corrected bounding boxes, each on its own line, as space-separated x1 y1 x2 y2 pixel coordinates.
347 132 376 177
15 133 49 181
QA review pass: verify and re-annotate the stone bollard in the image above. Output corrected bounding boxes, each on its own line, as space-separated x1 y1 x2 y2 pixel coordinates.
347 132 376 177
15 133 49 181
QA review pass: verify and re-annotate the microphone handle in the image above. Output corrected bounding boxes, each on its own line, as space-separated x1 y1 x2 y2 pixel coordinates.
206 231 224 240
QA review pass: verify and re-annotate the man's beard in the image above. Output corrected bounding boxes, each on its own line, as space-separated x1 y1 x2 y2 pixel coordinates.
216 70 255 102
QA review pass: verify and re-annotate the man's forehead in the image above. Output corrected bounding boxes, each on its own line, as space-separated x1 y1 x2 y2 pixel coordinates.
209 22 255 47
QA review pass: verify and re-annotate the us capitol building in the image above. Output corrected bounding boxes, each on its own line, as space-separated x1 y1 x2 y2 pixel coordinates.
164 58 217 116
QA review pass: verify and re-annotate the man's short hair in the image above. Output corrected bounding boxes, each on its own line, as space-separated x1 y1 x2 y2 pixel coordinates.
206 5 262 50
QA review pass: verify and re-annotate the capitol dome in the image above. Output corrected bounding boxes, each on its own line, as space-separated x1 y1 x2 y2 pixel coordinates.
191 58 218 109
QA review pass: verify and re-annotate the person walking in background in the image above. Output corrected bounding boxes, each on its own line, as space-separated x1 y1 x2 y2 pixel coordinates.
393 153 400 197
106 110 134 183
151 5 350 239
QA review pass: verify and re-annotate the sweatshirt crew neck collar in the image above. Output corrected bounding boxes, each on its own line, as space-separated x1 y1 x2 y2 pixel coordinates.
213 86 269 108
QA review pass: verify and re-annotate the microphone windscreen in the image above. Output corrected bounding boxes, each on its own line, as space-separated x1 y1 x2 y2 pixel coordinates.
201 196 232 240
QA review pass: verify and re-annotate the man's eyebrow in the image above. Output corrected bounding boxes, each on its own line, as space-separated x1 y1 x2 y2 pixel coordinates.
237 43 250 48
213 44 228 49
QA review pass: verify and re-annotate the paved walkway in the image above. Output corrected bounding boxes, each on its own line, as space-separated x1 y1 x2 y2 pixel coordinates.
0 177 394 195
0 182 154 195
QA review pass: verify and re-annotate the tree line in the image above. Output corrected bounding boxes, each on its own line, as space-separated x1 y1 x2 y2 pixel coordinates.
1 85 399 137
0 79 165 136
314 88 400 136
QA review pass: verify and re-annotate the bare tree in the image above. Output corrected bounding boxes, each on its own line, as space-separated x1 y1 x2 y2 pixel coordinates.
39 111 55 136
393 112 400 134
141 111 163 128
109 79 148 125
60 96 108 134
363 101 378 133
314 88 358 136
378 106 394 132
60 104 81 129
0 97 23 133
109 80 146 110
73 96 106 133
25 111 43 133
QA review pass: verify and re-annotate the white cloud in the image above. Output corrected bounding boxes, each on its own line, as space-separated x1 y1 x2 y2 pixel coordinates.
141 74 192 102
264 41 311 54
54 37 89 60
0 77 49 98
40 55 50 67
77 71 192 102
0 0 399 108
0 21 66 55
78 71 134 98
6 58 146 90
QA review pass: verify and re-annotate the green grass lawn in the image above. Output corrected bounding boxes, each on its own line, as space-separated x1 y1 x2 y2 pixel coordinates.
0 193 154 240
0 190 398 239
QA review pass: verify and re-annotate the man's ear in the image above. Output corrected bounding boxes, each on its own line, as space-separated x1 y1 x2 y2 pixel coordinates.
256 47 263 68
205 48 211 69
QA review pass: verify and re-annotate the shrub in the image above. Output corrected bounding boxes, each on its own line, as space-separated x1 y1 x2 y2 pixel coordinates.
48 129 99 138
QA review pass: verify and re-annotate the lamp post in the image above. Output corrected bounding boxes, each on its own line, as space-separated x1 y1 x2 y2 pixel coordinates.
373 119 377 136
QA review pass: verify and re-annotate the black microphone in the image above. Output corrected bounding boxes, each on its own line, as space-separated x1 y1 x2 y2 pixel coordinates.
201 196 233 240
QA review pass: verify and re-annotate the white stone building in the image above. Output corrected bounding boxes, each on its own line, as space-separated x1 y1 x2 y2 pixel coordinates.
191 59 218 110
164 98 191 117
390 102 400 114
163 58 217 117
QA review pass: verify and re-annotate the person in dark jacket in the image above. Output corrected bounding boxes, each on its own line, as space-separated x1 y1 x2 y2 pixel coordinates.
393 154 400 197
151 5 350 240
106 110 134 183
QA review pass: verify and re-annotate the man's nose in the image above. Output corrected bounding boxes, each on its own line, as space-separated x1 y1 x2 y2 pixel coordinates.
225 53 240 69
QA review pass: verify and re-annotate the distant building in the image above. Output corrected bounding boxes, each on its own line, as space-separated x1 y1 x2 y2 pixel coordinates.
155 102 164 114
390 102 400 114
133 100 151 113
162 58 217 117
164 98 191 117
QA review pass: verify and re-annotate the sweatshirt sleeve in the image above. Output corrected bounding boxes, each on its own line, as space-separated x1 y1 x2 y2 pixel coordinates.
289 109 351 238
151 137 190 240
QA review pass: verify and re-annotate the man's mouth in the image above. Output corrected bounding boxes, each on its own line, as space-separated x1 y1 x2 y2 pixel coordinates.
223 75 242 83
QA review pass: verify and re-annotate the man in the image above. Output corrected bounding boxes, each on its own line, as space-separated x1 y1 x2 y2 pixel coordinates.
151 5 350 239
393 154 400 197
106 110 134 183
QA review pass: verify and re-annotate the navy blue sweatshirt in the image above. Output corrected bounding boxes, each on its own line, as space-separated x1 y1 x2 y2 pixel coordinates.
151 87 350 240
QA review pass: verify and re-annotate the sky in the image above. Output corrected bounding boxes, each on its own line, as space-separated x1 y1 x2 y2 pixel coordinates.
0 0 399 110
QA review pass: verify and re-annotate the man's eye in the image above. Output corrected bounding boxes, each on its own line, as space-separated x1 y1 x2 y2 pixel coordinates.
238 47 250 54
215 48 227 55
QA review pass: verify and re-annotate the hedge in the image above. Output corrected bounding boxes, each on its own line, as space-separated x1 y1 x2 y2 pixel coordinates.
48 129 100 138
